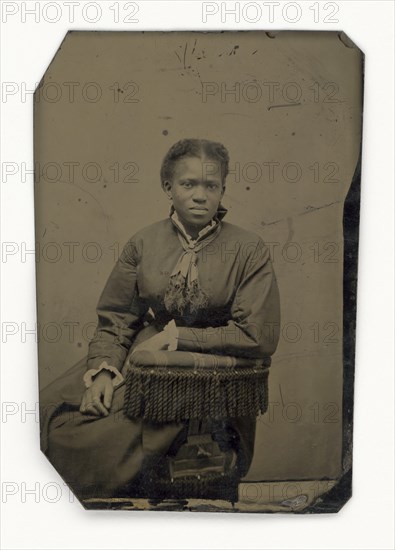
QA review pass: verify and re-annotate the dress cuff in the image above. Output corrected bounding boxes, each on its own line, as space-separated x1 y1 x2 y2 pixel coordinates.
163 319 179 351
83 360 124 389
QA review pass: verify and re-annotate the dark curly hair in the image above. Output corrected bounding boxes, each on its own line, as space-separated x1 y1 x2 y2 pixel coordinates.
160 138 229 185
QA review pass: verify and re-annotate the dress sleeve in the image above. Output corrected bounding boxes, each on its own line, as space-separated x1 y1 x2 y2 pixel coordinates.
176 240 280 359
83 361 125 389
86 238 149 372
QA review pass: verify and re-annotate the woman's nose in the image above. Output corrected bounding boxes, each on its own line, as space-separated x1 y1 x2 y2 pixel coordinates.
192 185 207 201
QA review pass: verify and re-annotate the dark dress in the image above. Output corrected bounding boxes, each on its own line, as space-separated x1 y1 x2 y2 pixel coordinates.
40 207 280 499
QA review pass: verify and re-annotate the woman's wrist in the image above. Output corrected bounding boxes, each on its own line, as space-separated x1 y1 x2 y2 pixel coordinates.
83 361 124 388
93 370 113 380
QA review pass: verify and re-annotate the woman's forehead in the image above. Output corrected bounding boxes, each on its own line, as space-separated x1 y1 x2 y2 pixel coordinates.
173 156 223 179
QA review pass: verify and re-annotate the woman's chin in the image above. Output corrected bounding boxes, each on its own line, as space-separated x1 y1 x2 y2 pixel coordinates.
187 210 212 223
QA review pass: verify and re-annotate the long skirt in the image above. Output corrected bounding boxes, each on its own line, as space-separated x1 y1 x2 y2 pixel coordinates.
39 327 257 500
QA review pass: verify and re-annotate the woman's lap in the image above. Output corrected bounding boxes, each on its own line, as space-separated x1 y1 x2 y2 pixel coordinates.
40 356 186 498
40 352 257 499
48 406 186 498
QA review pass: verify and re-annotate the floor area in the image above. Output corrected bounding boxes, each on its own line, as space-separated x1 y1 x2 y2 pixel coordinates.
82 479 337 512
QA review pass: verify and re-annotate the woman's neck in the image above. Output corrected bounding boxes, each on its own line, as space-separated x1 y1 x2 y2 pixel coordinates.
172 211 216 241
182 223 200 240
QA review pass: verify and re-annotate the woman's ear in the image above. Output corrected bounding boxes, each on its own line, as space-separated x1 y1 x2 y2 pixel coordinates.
162 180 172 199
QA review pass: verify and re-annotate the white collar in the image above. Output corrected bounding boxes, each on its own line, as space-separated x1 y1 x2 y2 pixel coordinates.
171 210 217 245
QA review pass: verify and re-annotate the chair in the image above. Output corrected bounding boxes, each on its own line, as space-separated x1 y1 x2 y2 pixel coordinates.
123 349 270 502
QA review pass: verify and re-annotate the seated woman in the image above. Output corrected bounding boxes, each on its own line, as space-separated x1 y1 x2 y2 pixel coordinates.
39 138 281 501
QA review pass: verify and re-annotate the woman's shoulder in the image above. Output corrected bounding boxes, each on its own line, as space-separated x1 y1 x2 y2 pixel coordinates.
220 221 265 244
119 219 173 261
124 218 173 245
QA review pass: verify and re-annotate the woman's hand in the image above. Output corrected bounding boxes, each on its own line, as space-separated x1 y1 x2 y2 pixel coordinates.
80 370 114 416
130 330 169 355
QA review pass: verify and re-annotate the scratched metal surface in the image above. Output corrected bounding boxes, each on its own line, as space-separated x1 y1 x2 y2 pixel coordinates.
34 31 362 493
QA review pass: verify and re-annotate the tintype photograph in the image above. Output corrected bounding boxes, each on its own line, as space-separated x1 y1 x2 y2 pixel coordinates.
35 30 363 512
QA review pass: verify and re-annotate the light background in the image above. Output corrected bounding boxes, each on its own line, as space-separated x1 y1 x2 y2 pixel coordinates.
0 1 394 550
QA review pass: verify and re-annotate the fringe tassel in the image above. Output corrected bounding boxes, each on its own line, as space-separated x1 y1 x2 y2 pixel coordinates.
163 273 210 316
124 366 269 422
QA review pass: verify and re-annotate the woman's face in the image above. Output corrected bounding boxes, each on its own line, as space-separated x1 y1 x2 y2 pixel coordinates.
164 155 225 234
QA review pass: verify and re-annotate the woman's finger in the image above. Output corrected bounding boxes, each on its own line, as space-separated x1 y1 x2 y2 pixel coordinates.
80 387 106 416
84 394 106 416
103 383 114 410
81 390 101 415
91 397 109 416
84 403 102 416
79 391 91 414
